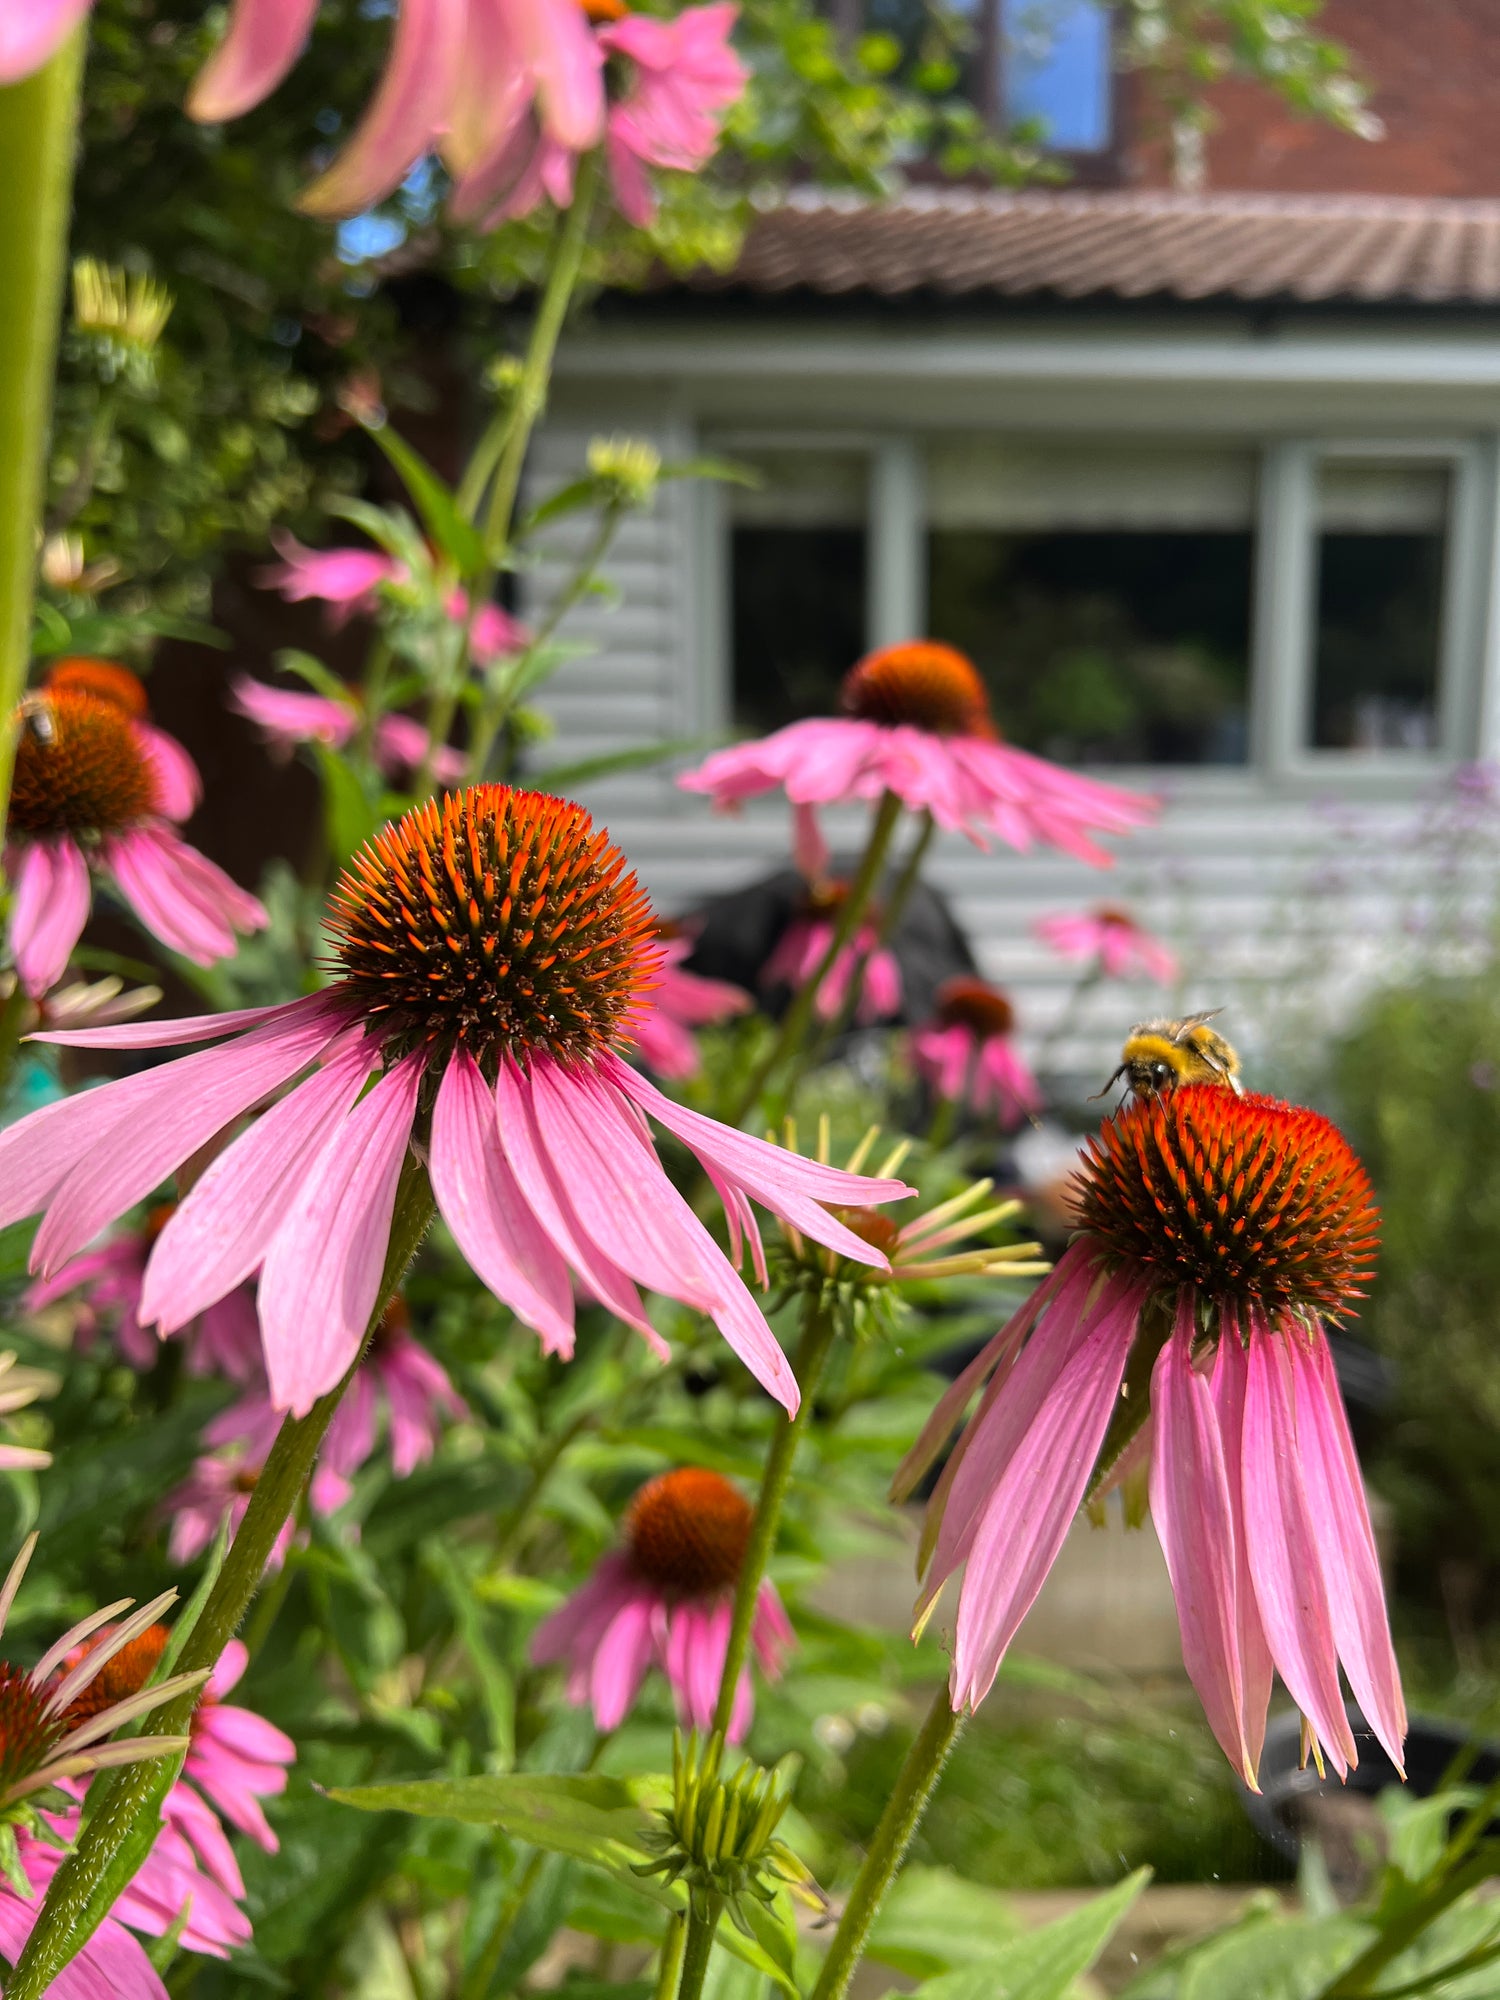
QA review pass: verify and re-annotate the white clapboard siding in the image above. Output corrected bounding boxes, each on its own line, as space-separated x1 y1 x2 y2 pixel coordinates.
522 421 1481 1078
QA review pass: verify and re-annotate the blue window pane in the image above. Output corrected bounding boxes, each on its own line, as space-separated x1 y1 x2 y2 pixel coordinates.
1002 0 1112 153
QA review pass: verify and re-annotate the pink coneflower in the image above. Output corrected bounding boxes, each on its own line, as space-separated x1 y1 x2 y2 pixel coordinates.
3 784 909 1421
448 1 744 228
762 890 902 1026
911 977 1041 1130
25 1207 262 1381
230 676 467 789
680 641 1156 866
631 930 751 1079
61 1625 294 1897
257 535 527 661
1035 906 1178 984
5 678 266 996
532 1467 792 1740
898 1084 1403 1788
318 1300 468 1505
166 1447 298 1573
3 0 607 222
44 659 202 821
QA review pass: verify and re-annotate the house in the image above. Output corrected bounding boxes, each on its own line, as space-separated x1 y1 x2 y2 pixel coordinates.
522 0 1500 1073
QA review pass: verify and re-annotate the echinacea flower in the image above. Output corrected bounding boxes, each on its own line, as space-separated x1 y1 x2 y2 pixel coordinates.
531 1467 792 1740
42 657 201 819
1035 906 1178 984
317 1298 469 1503
3 0 607 222
165 1445 299 1574
680 641 1156 866
5 677 266 995
257 534 527 662
25 1210 262 1381
630 933 750 1080
896 1084 1404 1788
3 784 910 1421
449 1 746 229
762 890 902 1026
911 977 1042 1130
60 1625 294 1897
230 675 468 788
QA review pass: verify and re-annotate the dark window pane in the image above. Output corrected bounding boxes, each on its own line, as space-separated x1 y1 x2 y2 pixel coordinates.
1311 464 1449 753
732 528 866 734
927 529 1253 764
1002 0 1112 151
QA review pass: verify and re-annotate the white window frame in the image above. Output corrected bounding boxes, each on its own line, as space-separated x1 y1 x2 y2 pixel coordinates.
703 427 1494 787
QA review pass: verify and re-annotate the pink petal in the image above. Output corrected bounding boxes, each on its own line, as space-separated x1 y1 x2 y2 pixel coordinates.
164 1779 245 1899
1291 1327 1407 1772
527 1061 798 1411
1208 1327 1276 1782
141 1032 379 1332
950 1272 1143 1707
299 0 469 217
1149 1301 1258 1785
509 0 605 150
188 0 320 119
134 722 202 822
430 1049 575 1354
32 995 324 1049
1241 1322 1358 1778
23 996 346 1273
589 1594 656 1730
230 677 357 751
10 837 90 997
258 1056 423 1415
0 0 91 85
104 824 265 966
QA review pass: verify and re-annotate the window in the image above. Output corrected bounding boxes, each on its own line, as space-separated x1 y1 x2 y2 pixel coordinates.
926 443 1256 764
728 449 868 735
1001 0 1113 152
1310 458 1451 754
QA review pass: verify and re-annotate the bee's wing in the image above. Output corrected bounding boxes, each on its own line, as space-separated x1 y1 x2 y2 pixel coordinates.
1171 1009 1223 1039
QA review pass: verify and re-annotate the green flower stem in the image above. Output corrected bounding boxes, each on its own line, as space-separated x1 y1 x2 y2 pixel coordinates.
727 788 905 1127
0 30 85 846
654 1915 687 2000
416 154 598 799
5 1165 436 2000
711 1299 840 1740
809 1686 964 2000
675 1893 725 2000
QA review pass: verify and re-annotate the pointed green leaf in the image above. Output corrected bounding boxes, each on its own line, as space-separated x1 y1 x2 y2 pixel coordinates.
358 418 485 573
911 1869 1151 2000
327 1772 654 1871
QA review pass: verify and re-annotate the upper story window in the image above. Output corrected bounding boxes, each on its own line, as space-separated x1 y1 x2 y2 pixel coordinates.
1000 0 1114 152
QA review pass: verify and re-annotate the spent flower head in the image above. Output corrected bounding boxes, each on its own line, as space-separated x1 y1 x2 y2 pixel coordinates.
71 258 173 387
587 434 662 508
634 1730 822 1928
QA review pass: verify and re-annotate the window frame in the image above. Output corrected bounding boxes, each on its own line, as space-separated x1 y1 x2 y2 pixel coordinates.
703 427 1493 789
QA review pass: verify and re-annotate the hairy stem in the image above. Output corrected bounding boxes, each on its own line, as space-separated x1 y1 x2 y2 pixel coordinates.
5 1166 436 1998
727 789 905 1126
809 1687 964 2000
675 1894 725 2000
654 1915 687 2000
711 1299 839 1739
0 31 85 845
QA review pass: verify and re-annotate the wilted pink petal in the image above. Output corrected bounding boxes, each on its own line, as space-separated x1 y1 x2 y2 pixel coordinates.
188 0 321 120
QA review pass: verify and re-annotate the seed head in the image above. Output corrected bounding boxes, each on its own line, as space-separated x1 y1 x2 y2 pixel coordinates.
1072 1085 1379 1319
326 785 659 1068
934 976 1016 1039
627 1470 752 1597
9 691 158 837
842 641 994 738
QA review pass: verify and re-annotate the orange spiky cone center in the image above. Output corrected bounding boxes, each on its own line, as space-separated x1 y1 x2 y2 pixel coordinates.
1072 1084 1379 1318
0 1668 64 1793
61 1625 170 1723
842 642 995 738
327 784 659 1067
44 657 150 719
9 690 158 837
935 976 1015 1038
833 1209 902 1259
627 1468 753 1596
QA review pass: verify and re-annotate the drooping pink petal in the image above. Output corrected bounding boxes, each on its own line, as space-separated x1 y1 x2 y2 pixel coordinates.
950 1271 1144 1707
1208 1325 1276 1784
430 1049 575 1355
509 0 605 151
141 1032 380 1333
0 0 91 85
601 1051 911 1266
1291 1326 1407 1772
10 836 90 997
258 1055 423 1414
299 0 470 217
1149 1300 1259 1786
32 996 322 1049
133 722 203 822
230 676 358 754
372 713 467 786
590 1593 657 1731
1241 1321 1358 1778
22 995 347 1273
188 0 321 120
0 1869 169 2000
103 824 266 966
527 1061 799 1411
163 1778 245 1899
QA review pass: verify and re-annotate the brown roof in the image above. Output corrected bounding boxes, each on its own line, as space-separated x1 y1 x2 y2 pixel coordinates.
702 190 1500 305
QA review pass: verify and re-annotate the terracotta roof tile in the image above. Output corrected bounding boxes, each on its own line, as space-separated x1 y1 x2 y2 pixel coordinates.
695 190 1500 305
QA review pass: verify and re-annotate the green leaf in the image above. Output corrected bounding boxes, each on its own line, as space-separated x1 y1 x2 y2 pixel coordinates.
912 1869 1150 2000
326 1773 656 1873
313 743 382 865
867 1865 1022 1976
358 417 485 574
656 456 761 489
519 474 610 534
1167 1913 1368 2000
423 1540 515 1770
528 738 712 791
274 648 358 706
